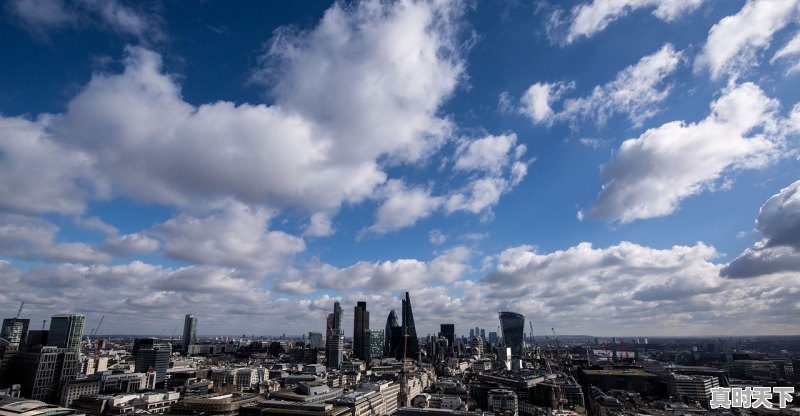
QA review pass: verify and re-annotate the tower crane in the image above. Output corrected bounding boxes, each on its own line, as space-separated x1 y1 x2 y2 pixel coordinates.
92 315 104 372
1 302 24 343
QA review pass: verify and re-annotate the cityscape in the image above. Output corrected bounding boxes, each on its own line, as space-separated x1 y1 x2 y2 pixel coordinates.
1 0 800 415
0 298 798 416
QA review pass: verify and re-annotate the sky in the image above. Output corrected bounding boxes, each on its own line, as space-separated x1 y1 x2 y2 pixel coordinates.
1 0 799 339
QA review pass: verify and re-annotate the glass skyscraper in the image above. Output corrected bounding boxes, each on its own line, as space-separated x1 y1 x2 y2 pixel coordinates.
182 314 197 353
499 311 525 358
353 301 369 360
48 314 85 353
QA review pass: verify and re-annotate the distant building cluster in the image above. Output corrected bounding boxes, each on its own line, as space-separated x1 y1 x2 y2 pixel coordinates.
1 297 798 416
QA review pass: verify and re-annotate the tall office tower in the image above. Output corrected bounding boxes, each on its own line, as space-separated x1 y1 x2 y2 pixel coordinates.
133 338 171 385
385 310 401 357
400 292 419 360
326 313 334 344
439 324 455 347
480 328 486 339
469 328 475 338
365 329 384 363
333 301 342 331
353 302 369 360
1 318 30 349
48 314 85 353
308 332 323 349
499 311 525 358
326 301 344 369
17 346 78 403
182 314 197 354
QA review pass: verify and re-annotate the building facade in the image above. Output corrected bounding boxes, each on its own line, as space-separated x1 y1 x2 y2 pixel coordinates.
48 315 85 353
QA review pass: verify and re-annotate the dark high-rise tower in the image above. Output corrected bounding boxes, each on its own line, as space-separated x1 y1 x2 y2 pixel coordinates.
439 324 455 347
1 318 30 349
385 310 400 357
400 292 419 360
499 311 525 358
182 314 197 354
48 314 85 352
353 301 369 360
327 301 344 369
133 338 171 384
333 301 342 331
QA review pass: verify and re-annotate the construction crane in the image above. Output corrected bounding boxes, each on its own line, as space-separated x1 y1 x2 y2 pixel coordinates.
551 328 560 362
92 315 104 372
529 321 537 348
15 302 24 320
1 302 24 343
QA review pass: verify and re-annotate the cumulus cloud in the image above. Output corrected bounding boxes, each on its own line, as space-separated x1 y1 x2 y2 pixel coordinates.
588 82 782 223
256 0 466 165
515 44 681 129
479 240 798 335
0 214 110 264
428 229 447 245
771 32 800 74
151 200 305 272
0 116 94 215
0 0 498 236
723 180 800 277
518 82 573 125
560 43 682 127
7 0 163 42
696 0 800 80
274 246 473 295
553 0 705 44
365 181 443 235
365 134 528 235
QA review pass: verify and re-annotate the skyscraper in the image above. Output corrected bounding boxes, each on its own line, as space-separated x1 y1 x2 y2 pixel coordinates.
333 301 342 331
439 323 455 347
17 346 78 403
182 314 197 354
48 314 85 353
133 338 171 384
499 311 525 358
326 301 343 369
385 310 400 357
1 318 30 349
365 329 384 363
400 292 419 360
353 301 369 360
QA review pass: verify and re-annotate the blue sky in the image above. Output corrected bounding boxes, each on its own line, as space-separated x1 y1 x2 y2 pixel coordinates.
1 0 799 338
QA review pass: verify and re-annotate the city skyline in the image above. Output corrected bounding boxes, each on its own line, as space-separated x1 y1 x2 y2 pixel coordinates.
0 0 799 337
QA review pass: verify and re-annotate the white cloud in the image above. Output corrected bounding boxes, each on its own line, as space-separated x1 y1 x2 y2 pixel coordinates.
479 240 799 335
561 0 706 44
723 179 800 277
257 0 466 165
101 232 160 257
366 180 443 235
0 214 110 264
696 0 800 80
588 82 782 223
559 43 682 127
151 200 305 272
303 212 336 238
519 82 573 125
428 229 447 245
454 133 521 174
771 31 800 74
274 246 473 294
8 0 162 41
0 116 94 215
